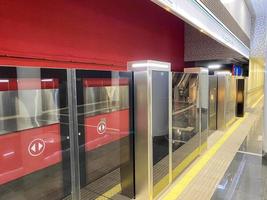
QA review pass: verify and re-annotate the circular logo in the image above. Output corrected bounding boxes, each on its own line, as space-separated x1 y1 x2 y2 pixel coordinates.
28 138 46 157
97 121 106 135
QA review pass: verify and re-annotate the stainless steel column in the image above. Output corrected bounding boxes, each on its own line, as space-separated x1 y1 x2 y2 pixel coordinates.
264 67 267 157
209 75 218 131
217 74 237 130
128 60 172 200
217 75 227 130
67 69 81 200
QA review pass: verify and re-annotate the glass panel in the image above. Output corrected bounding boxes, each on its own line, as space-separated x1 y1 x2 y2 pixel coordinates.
0 67 71 200
172 73 200 179
152 71 170 197
200 73 209 146
209 75 218 131
75 70 134 200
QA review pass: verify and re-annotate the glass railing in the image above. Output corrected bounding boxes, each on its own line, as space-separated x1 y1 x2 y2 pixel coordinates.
171 72 203 180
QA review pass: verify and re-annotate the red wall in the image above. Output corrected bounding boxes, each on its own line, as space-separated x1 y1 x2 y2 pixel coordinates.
0 0 184 71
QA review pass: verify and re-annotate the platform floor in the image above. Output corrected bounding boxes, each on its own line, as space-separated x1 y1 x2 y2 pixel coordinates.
159 96 264 200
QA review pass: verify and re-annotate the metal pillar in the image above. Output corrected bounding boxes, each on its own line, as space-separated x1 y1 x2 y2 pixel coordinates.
263 67 267 157
128 60 172 199
67 69 81 200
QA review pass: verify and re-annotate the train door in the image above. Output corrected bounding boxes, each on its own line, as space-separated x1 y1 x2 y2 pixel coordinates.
75 70 134 200
0 67 72 200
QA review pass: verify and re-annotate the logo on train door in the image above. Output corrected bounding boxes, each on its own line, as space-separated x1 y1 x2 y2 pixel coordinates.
28 138 46 157
97 119 106 135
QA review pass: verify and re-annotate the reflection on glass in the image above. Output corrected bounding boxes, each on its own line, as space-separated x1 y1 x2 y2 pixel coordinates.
152 71 169 197
76 71 134 200
209 76 217 131
172 73 200 179
0 67 71 200
200 73 209 133
225 76 236 126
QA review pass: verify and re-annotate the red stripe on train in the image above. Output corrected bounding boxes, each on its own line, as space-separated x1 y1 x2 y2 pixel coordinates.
0 111 130 184
0 78 59 91
83 78 129 87
0 124 62 184
84 109 130 151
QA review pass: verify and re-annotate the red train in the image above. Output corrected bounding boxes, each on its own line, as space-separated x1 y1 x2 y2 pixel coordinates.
0 75 130 196
0 78 62 185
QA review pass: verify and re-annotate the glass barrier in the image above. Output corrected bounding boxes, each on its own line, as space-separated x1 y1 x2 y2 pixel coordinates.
0 67 72 200
171 72 200 179
75 70 134 200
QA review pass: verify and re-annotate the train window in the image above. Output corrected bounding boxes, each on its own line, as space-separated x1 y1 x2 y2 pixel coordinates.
75 70 134 200
0 67 72 200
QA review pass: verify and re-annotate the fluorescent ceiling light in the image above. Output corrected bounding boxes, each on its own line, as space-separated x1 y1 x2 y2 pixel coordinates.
0 79 9 83
200 68 209 73
208 64 222 69
131 63 169 69
41 79 53 82
216 71 232 75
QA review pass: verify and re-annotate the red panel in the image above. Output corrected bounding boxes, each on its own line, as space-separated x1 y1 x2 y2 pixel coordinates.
0 0 184 71
0 79 17 91
84 109 129 151
0 78 59 91
83 78 129 87
0 124 62 184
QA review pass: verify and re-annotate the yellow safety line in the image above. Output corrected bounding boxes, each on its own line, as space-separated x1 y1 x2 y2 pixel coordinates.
96 141 206 200
154 173 170 197
162 114 248 200
95 184 121 200
172 142 207 180
95 141 208 199
251 95 264 108
153 142 207 197
226 117 236 127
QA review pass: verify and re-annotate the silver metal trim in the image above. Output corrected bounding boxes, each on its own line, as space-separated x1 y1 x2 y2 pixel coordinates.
198 74 202 154
148 69 153 200
130 60 171 200
172 104 196 115
67 69 81 200
168 72 172 184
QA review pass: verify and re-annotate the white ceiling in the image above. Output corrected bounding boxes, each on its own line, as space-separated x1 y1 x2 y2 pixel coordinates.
245 0 267 17
242 0 266 60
